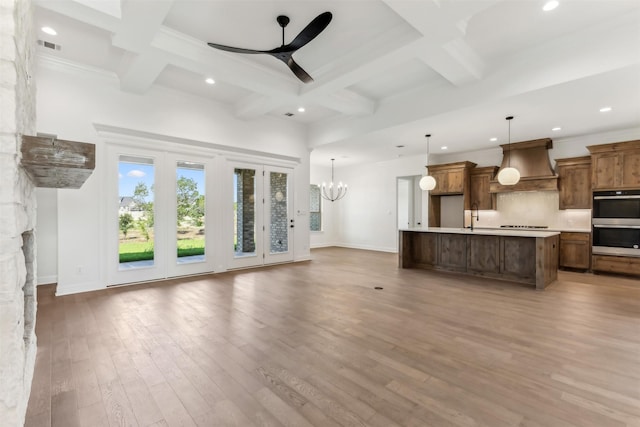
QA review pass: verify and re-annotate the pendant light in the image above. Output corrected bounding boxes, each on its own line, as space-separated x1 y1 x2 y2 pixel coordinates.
419 134 436 191
321 158 347 202
497 116 521 185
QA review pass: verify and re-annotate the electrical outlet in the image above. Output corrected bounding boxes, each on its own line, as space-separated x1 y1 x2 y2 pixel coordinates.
76 265 82 274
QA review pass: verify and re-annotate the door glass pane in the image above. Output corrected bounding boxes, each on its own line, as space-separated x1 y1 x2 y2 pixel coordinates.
118 156 154 269
270 172 288 254
234 168 256 258
176 161 205 264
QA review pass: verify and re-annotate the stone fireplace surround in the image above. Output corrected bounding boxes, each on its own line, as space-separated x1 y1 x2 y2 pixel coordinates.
1 0 38 425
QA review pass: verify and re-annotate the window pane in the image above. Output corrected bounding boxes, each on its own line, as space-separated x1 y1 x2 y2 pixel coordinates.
270 172 288 254
234 168 256 257
176 162 205 264
310 184 321 231
118 156 154 269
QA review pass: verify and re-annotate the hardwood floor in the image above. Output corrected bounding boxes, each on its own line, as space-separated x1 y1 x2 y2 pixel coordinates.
25 247 640 427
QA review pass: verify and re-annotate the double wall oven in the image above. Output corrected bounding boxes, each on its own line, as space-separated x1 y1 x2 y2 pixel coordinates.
592 190 640 257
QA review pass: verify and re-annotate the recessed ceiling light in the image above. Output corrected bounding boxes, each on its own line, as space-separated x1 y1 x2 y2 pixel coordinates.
543 1 559 12
297 107 305 113
552 127 561 131
441 146 448 150
41 26 57 36
490 137 497 142
599 106 612 112
205 77 215 85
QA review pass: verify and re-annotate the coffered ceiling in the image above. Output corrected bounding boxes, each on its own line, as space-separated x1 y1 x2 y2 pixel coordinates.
34 0 640 165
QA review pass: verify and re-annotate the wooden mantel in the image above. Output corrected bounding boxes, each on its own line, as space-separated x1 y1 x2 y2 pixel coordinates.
20 135 95 189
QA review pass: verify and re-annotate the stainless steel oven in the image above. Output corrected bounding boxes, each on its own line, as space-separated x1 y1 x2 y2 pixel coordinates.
592 189 640 257
593 190 640 223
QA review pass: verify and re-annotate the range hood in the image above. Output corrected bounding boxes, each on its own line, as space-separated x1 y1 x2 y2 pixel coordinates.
489 138 558 193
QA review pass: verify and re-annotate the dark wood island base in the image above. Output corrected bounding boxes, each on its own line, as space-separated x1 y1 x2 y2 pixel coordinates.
400 228 560 290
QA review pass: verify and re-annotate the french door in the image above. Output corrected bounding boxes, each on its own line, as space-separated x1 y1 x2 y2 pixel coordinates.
229 162 294 269
107 145 214 285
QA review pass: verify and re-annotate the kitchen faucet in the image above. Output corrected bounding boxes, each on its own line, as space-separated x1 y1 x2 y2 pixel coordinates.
470 202 479 231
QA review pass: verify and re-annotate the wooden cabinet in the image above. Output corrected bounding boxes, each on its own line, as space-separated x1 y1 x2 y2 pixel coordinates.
439 234 467 271
592 255 640 276
428 161 476 196
427 161 476 227
588 140 640 190
559 232 590 270
470 166 498 210
555 156 591 209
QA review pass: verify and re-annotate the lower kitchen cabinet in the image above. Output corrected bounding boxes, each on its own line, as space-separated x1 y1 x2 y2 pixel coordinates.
559 232 591 270
592 255 640 276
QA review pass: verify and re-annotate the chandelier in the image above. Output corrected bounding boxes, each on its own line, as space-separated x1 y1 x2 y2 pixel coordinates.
321 158 347 202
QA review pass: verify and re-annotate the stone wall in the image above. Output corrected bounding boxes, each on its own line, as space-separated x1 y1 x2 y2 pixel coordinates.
0 0 38 426
269 172 288 253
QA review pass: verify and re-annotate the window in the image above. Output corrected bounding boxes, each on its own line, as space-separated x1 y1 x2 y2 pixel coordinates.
310 184 322 231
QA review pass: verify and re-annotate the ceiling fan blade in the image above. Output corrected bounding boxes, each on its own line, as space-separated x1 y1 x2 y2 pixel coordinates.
287 57 314 83
287 11 332 50
207 42 266 55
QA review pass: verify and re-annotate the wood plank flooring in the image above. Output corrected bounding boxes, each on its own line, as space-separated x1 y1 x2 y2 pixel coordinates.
25 247 640 427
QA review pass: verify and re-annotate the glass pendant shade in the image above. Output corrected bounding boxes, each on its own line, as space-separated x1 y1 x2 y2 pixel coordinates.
419 175 436 190
498 116 521 186
420 133 436 191
497 167 521 185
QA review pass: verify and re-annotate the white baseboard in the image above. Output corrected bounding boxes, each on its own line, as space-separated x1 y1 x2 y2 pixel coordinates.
55 281 106 296
37 275 57 286
316 243 398 253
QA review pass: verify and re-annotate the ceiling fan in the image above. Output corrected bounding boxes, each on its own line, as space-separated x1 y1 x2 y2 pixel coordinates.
207 11 332 83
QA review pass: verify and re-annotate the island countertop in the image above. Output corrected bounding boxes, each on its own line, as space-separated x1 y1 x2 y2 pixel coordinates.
400 227 561 238
399 228 560 290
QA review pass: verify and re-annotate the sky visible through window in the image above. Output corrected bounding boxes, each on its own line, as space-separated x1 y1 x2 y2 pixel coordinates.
118 162 205 198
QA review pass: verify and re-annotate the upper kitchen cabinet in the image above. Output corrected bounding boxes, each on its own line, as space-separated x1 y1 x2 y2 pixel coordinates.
588 140 640 190
470 166 499 210
427 161 477 196
555 156 591 209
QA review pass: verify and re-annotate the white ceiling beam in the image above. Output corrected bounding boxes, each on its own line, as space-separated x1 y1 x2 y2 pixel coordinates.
308 13 640 149
111 0 174 93
118 51 168 94
313 90 376 116
153 27 300 96
235 93 295 119
112 0 174 54
35 0 120 32
382 0 494 86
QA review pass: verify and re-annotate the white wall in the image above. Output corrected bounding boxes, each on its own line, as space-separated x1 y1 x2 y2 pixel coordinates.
311 154 427 252
35 188 57 284
36 61 310 295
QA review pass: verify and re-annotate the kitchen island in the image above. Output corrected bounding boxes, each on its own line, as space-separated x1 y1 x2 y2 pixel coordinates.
399 227 560 290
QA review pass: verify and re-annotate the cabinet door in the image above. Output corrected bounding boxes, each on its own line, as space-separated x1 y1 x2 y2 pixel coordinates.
446 170 464 193
470 173 493 210
430 171 448 195
439 234 467 271
622 151 640 188
559 233 590 269
592 153 620 189
558 164 591 209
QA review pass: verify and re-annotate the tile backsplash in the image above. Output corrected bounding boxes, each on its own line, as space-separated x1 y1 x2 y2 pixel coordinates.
465 191 591 230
